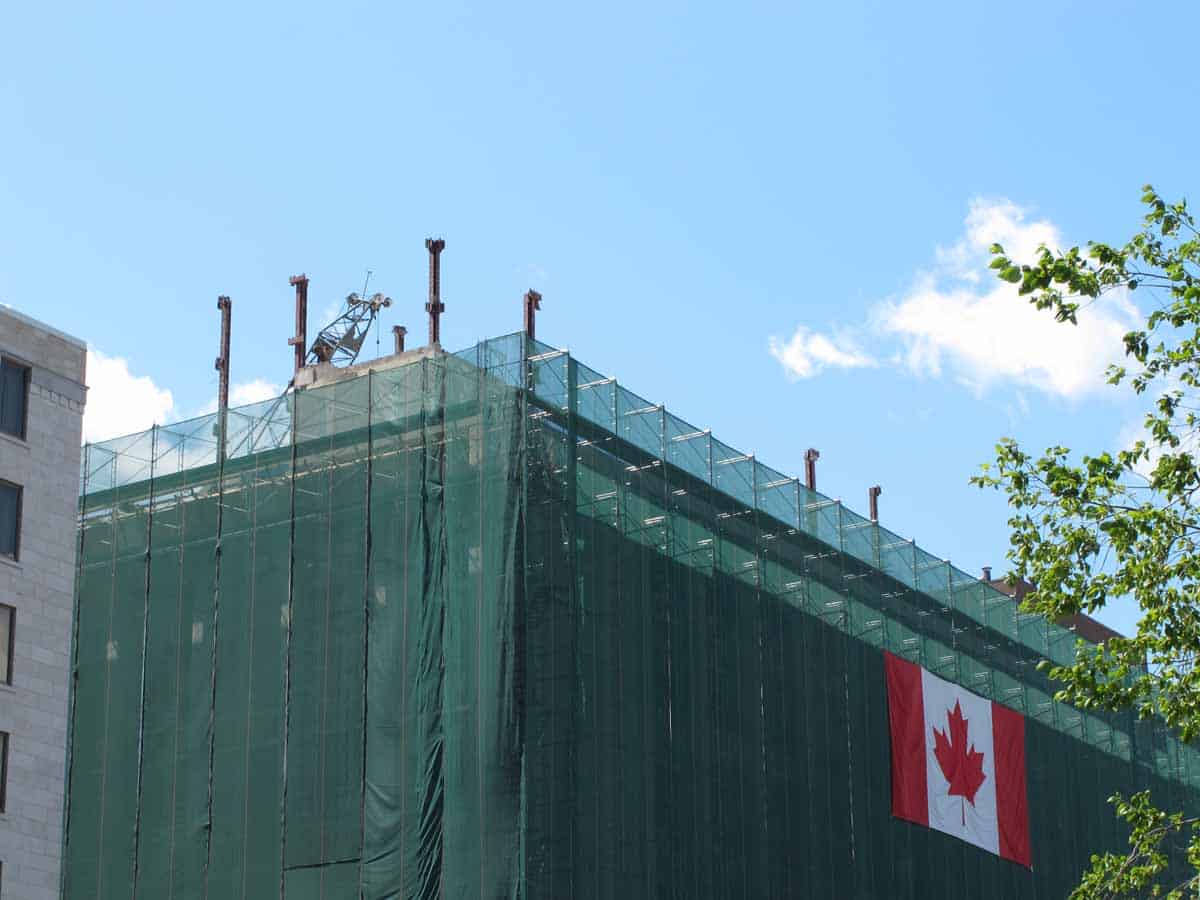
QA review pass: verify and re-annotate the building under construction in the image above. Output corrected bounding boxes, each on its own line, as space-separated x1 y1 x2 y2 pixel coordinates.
63 246 1200 898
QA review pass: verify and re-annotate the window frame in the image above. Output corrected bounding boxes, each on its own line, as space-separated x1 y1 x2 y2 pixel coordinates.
0 481 20 562
0 604 11 686
0 357 30 441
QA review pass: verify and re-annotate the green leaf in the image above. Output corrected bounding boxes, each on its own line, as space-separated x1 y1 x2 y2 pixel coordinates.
984 183 1200 897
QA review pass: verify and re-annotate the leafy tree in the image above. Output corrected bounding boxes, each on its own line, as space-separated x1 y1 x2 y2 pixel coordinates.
975 186 1200 898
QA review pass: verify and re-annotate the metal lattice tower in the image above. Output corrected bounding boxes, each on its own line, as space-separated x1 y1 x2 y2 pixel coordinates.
307 291 393 367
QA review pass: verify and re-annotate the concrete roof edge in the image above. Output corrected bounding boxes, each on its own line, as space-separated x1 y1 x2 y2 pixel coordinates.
0 303 87 350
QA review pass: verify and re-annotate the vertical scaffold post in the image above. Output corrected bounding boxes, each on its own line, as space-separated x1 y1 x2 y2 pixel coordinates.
523 289 542 340
288 274 309 377
392 325 407 354
215 295 232 460
868 485 881 522
425 238 446 346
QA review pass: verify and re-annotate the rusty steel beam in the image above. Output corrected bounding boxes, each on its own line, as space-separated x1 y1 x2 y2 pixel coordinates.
523 289 542 340
804 448 820 492
869 484 882 522
215 295 232 459
425 238 446 345
393 325 407 354
288 274 309 377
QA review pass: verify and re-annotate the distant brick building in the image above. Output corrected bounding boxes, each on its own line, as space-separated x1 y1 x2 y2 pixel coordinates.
983 570 1124 645
0 306 86 899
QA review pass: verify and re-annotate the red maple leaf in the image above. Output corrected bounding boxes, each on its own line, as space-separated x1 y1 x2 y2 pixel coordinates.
932 700 987 823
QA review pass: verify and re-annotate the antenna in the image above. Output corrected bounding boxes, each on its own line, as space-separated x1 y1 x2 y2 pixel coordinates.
360 269 377 358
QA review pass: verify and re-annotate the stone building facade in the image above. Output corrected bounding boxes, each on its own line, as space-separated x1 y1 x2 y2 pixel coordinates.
0 306 86 899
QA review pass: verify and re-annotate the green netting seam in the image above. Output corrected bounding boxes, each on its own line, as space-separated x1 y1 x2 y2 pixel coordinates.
356 369 374 895
279 395 299 900
128 425 156 897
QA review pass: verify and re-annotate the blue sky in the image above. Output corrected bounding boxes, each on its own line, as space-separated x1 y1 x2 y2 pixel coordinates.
3 1 1197 633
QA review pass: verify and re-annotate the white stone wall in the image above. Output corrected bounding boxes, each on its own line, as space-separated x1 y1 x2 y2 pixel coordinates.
0 308 85 900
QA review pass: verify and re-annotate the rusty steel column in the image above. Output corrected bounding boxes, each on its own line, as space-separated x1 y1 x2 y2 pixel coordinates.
393 325 407 354
523 289 542 340
869 485 882 522
425 238 446 345
215 295 232 459
804 448 820 491
288 274 309 376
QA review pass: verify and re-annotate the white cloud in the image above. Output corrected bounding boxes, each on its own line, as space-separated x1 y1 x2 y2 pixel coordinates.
875 199 1140 399
84 348 282 444
875 274 1139 399
768 326 877 379
769 198 1142 401
83 350 175 443
194 378 282 416
933 198 1060 283
230 378 281 406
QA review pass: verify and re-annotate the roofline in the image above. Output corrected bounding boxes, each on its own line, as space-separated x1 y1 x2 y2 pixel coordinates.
0 303 87 350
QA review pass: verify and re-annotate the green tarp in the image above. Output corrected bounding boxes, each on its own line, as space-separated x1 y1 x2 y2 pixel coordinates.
63 335 1200 898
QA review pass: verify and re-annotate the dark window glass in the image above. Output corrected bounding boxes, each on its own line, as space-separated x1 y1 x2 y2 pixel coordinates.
0 605 11 685
0 483 19 560
0 731 7 813
0 359 29 440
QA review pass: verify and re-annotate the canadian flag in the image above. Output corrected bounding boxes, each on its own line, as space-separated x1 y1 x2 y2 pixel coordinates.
885 652 1031 867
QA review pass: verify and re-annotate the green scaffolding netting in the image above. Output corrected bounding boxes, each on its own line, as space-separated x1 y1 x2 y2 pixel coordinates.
64 333 1200 899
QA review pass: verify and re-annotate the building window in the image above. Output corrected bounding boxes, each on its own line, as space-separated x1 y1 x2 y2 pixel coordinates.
0 605 10 685
0 483 18 561
0 731 7 813
0 358 29 440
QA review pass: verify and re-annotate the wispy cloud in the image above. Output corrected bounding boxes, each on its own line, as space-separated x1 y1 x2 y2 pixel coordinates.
229 378 281 406
768 326 876 379
194 378 282 416
520 263 549 287
1114 375 1197 480
769 198 1141 401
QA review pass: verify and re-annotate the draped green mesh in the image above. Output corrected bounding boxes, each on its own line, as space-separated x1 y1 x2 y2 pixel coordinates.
64 334 1200 899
